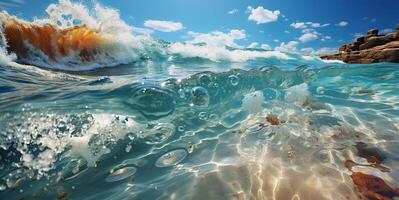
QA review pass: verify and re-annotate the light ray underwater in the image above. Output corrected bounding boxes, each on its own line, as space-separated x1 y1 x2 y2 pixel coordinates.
0 1 399 200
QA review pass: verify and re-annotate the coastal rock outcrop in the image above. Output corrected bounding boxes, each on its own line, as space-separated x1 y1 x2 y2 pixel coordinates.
321 24 399 64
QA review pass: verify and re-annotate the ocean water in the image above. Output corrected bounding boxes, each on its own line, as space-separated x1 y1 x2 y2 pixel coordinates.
1 1 399 200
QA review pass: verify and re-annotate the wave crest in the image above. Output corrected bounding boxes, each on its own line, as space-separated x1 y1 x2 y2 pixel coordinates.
0 0 341 71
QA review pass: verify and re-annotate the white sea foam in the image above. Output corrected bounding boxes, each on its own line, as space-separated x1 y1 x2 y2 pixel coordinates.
0 0 342 71
285 83 310 105
242 90 265 114
169 43 291 62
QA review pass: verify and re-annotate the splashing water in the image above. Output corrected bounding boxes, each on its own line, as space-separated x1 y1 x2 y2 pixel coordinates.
1 1 399 200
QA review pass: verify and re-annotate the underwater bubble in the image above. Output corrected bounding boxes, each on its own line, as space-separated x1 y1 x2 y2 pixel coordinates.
105 166 137 182
144 123 175 144
127 132 135 140
177 88 186 99
228 75 239 86
198 112 207 120
127 85 176 120
191 86 210 107
61 159 87 180
155 148 188 168
178 126 185 132
125 144 132 153
316 86 325 94
199 73 213 85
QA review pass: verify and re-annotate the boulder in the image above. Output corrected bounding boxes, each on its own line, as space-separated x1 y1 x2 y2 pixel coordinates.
320 26 399 64
367 29 378 36
357 36 365 43
338 45 347 52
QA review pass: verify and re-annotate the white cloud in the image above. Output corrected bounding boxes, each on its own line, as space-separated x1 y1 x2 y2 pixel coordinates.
185 29 246 48
299 33 318 43
247 6 280 24
275 41 298 52
284 30 290 34
336 21 348 27
131 26 154 35
290 22 306 29
299 29 319 43
228 9 238 15
274 39 279 42
352 32 363 39
321 35 332 41
247 42 258 48
291 22 329 29
261 44 271 50
144 20 183 32
381 28 393 34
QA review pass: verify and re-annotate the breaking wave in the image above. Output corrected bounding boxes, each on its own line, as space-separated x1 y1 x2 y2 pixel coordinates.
0 0 340 71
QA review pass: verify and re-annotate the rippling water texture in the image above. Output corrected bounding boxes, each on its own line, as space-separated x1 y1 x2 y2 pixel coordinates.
1 1 399 199
1 61 399 200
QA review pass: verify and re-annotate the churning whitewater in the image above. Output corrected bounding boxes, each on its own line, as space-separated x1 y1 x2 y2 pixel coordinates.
0 1 399 200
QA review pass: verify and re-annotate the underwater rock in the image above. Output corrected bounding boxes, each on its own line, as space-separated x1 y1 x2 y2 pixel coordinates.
350 172 399 200
266 115 281 125
355 142 386 164
321 25 399 63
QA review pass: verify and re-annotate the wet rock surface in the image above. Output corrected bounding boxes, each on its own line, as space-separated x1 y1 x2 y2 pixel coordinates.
321 25 399 63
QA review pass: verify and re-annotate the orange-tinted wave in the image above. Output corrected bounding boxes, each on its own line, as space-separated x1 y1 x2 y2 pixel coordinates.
2 16 110 62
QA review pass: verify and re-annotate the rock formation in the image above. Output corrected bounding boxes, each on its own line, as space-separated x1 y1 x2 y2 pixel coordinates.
321 24 399 64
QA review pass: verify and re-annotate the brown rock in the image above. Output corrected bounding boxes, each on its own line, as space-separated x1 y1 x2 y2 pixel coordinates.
357 36 365 43
320 26 399 64
338 44 347 52
367 29 379 36
350 172 399 200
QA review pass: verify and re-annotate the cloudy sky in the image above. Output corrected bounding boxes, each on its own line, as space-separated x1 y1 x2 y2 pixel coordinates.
2 0 399 54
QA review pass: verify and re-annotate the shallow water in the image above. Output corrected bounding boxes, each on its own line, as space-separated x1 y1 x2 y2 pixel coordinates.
1 1 399 199
1 60 399 200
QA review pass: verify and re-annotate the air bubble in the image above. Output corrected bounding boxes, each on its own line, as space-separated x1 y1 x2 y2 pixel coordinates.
199 73 212 85
127 132 135 140
105 166 137 182
191 87 210 107
155 148 188 168
316 86 325 94
178 126 185 132
228 75 239 86
144 123 175 145
198 112 207 120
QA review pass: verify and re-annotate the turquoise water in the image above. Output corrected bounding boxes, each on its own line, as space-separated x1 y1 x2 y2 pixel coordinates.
1 1 399 198
1 59 399 199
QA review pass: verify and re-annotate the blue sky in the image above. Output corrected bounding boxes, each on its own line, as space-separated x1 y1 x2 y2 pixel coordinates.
2 0 399 54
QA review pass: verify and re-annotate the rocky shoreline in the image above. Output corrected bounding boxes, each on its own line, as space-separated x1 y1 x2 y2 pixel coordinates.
321 24 399 64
